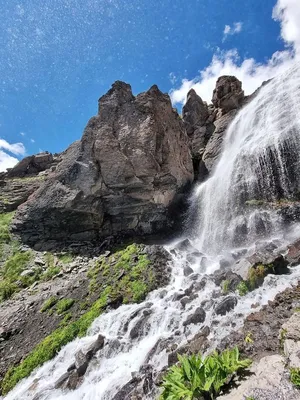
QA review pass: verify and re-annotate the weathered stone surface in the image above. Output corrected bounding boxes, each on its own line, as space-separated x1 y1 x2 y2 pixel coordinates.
212 76 244 113
6 152 54 178
217 355 299 400
215 296 237 316
12 82 194 246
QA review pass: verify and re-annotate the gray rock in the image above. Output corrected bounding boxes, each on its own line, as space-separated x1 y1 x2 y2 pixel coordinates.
12 82 194 245
212 76 244 113
183 307 206 326
215 296 237 316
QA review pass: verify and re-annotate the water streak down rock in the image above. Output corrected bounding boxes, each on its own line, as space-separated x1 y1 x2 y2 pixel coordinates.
12 82 193 246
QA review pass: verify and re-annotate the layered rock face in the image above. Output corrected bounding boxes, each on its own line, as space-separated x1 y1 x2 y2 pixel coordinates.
12 82 193 246
182 75 246 181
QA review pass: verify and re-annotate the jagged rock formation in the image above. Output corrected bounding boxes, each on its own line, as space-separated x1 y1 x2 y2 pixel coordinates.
182 76 247 181
0 153 60 213
12 82 193 246
6 152 57 178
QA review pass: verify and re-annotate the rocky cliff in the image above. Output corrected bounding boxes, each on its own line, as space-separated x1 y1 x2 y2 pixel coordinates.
5 76 266 249
12 82 194 247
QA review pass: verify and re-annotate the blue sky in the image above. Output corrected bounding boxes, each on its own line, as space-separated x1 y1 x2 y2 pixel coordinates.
0 0 299 171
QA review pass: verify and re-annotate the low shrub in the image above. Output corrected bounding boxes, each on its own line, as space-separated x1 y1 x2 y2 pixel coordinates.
56 298 75 314
160 347 252 400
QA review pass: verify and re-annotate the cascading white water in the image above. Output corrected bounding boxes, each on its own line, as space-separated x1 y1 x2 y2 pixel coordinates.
3 63 300 400
190 62 300 254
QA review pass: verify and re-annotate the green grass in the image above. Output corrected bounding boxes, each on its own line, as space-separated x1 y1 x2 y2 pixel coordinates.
56 298 75 314
0 212 14 244
41 266 60 281
57 253 73 264
1 287 111 395
40 296 58 312
0 251 34 302
290 368 300 388
1 244 156 394
88 243 153 303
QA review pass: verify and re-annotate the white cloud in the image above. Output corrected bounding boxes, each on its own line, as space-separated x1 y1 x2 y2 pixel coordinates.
170 0 299 106
223 22 243 41
30 138 35 143
273 0 300 53
0 139 26 172
0 150 19 172
20 131 25 136
0 139 26 156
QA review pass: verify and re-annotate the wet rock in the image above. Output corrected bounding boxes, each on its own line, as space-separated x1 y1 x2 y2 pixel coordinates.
285 238 300 266
168 327 210 365
212 269 242 291
183 264 194 276
75 350 89 376
183 307 206 326
129 314 150 340
85 334 105 360
174 239 197 253
215 296 237 316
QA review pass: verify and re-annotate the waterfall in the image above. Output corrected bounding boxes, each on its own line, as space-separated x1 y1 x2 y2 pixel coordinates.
3 63 300 400
190 62 300 254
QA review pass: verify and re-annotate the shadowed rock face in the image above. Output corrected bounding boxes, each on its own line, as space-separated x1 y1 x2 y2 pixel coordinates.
12 81 193 246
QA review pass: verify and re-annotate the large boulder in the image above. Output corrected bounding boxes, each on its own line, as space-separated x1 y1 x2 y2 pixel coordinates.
12 82 193 246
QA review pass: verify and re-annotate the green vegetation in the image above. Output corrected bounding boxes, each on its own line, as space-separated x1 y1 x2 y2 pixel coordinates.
0 250 34 302
40 296 58 312
279 328 287 350
160 347 252 400
236 262 275 297
1 243 155 394
55 298 75 314
57 253 73 264
237 281 249 296
221 280 230 295
290 368 300 388
244 332 254 344
88 243 154 303
59 313 72 327
247 264 269 290
0 212 14 244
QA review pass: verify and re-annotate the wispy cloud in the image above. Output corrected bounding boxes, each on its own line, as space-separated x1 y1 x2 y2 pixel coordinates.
20 131 26 137
170 0 299 106
0 138 26 172
30 138 35 143
223 22 243 41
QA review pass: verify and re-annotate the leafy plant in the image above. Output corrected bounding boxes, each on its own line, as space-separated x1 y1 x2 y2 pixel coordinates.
237 281 249 296
290 368 300 388
160 347 252 400
221 280 230 295
244 332 253 344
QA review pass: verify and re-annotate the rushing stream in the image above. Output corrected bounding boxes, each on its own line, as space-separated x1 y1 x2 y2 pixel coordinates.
4 63 300 400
